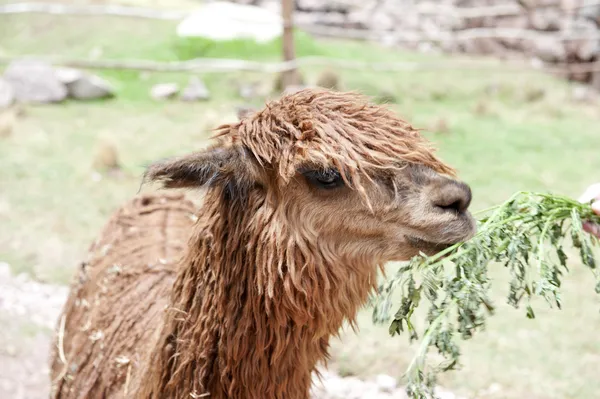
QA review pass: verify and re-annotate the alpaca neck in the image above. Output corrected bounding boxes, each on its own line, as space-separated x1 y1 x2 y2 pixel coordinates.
138 189 377 399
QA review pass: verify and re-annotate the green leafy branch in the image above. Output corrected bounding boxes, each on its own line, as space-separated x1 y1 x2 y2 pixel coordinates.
371 192 600 399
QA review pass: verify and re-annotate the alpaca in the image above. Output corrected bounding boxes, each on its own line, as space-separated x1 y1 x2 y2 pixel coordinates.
49 88 476 399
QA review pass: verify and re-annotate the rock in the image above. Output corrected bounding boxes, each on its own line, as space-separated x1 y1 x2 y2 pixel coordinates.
238 81 269 99
0 78 15 110
577 0 600 25
316 70 341 90
296 11 347 27
375 374 397 393
568 18 600 61
591 71 600 91
54 67 83 85
462 37 506 55
177 2 282 43
417 42 438 53
65 73 114 100
532 37 567 62
3 60 67 104
180 77 210 101
439 40 462 53
6 64 113 101
496 15 529 49
238 85 255 100
92 140 120 171
346 6 375 30
238 82 261 99
529 8 562 31
572 85 594 102
577 39 600 61
150 83 180 100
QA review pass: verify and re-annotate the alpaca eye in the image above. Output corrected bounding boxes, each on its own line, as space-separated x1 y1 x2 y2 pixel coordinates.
303 169 344 189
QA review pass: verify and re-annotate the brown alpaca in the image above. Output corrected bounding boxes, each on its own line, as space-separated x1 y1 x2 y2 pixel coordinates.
49 89 476 399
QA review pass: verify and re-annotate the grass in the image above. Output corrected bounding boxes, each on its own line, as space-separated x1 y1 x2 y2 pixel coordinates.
1 9 600 399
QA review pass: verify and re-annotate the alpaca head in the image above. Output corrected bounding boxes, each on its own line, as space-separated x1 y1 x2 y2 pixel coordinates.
146 89 475 266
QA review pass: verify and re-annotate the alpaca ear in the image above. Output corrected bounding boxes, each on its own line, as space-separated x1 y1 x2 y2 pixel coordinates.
143 145 257 190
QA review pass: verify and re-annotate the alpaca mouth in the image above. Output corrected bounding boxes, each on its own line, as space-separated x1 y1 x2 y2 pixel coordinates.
406 236 455 255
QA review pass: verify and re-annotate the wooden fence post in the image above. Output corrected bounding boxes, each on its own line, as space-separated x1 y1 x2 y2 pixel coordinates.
281 0 301 89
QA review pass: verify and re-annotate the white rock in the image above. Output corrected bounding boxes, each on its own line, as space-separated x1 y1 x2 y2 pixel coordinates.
530 8 562 31
54 67 83 85
578 0 600 21
0 78 15 110
65 73 115 100
532 37 567 62
375 374 397 393
150 83 180 100
177 1 282 43
3 60 67 104
572 85 593 102
239 83 260 99
180 77 210 102
577 39 600 61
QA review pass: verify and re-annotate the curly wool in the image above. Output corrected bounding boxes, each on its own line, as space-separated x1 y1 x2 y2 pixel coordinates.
218 88 455 184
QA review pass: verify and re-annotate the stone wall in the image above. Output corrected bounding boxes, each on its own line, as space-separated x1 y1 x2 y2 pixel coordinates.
234 0 600 88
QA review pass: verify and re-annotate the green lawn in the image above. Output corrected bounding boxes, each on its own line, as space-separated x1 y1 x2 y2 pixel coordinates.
1 10 600 399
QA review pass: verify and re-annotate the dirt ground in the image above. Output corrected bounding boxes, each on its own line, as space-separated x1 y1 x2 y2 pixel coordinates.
0 328 54 399
0 263 67 399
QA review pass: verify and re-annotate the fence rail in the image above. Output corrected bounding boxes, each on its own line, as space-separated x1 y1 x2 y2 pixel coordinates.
0 55 598 75
0 2 185 20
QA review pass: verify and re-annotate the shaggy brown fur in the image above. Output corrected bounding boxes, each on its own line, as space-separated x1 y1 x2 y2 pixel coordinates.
50 89 476 399
49 192 197 398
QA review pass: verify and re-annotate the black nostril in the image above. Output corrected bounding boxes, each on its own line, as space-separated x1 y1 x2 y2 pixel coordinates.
439 199 463 212
433 181 472 214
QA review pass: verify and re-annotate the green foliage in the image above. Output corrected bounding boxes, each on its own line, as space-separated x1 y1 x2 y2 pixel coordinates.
372 192 600 398
172 30 323 61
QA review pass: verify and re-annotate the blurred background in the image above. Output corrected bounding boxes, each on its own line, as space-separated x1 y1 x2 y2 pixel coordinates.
1 0 600 398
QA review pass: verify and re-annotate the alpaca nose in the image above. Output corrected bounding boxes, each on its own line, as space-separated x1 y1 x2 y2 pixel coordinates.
431 180 472 214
